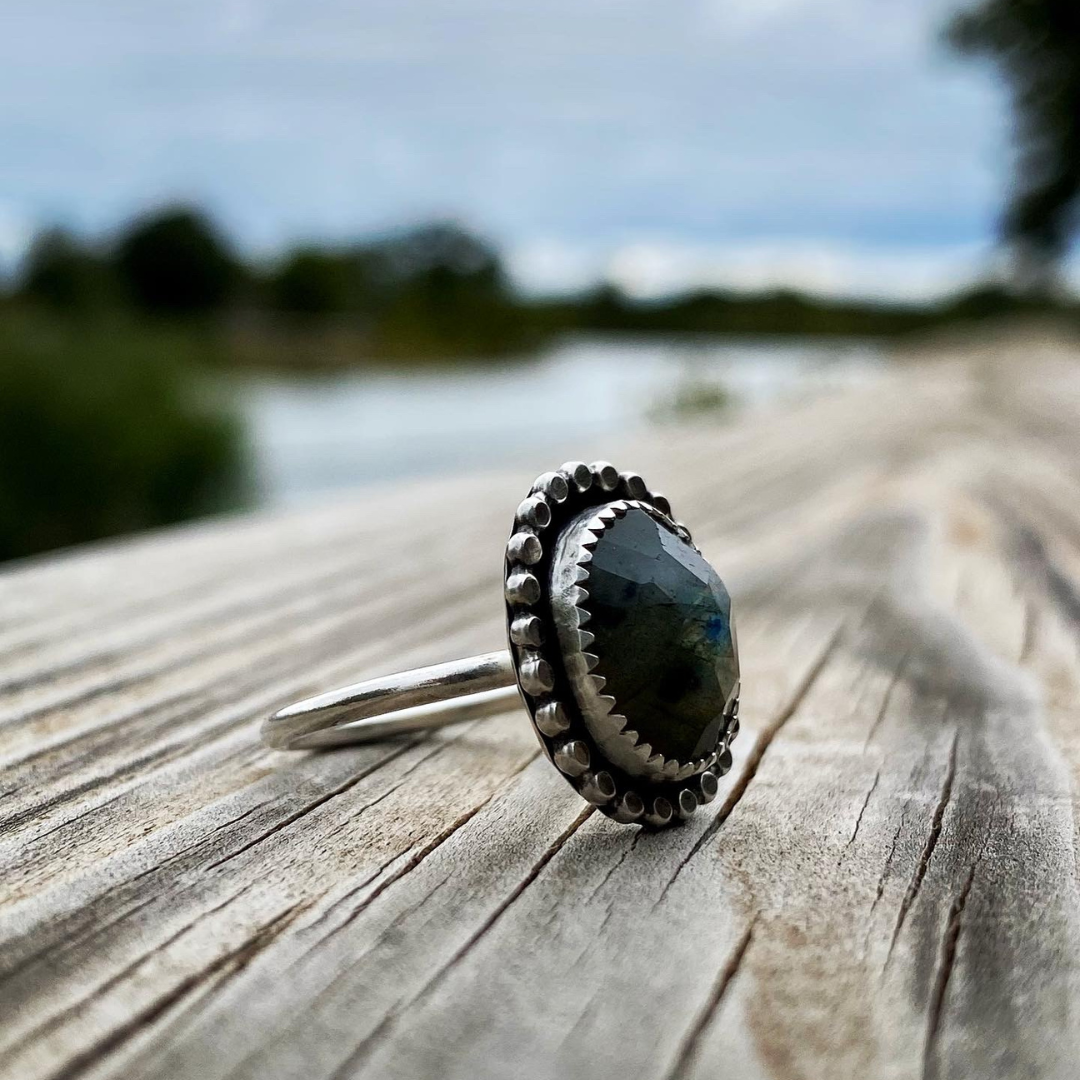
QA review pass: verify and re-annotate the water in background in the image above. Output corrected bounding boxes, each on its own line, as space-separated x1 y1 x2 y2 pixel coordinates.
241 335 882 505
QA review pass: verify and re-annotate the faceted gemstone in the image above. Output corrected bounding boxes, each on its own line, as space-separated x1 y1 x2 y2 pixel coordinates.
583 507 738 763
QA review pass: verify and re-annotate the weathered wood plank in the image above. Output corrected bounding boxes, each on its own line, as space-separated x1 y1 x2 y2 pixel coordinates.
3 340 1080 1079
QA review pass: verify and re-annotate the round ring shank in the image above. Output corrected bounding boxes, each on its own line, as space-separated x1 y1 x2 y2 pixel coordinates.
261 651 519 750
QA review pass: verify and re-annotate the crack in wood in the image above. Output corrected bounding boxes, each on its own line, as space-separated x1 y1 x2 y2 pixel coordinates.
886 730 959 965
0 893 159 991
921 861 977 1080
42 901 309 1080
203 738 426 871
414 804 594 991
13 790 128 846
307 750 542 951
202 796 277 835
661 917 757 1080
658 626 844 900
325 804 595 1079
862 649 910 750
582 830 642 910
862 796 912 961
845 768 880 851
9 885 257 1067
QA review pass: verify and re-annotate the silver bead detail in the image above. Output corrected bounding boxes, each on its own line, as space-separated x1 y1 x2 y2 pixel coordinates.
560 461 593 492
554 740 591 776
516 496 552 530
620 472 648 500
611 791 645 823
580 770 616 804
697 771 720 804
644 796 674 828
505 570 541 605
535 700 570 736
520 655 555 696
507 532 543 566
510 614 544 647
676 788 699 820
531 471 569 503
591 461 619 492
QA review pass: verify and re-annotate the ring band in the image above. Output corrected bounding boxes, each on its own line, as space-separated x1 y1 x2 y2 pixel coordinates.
262 652 518 750
263 461 740 828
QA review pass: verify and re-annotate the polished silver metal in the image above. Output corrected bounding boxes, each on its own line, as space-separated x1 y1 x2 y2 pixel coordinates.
263 460 740 828
262 652 517 750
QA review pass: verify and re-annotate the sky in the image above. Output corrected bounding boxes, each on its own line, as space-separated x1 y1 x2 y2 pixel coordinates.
1 0 1011 300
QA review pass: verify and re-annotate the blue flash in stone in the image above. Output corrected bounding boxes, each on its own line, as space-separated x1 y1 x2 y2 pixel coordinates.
579 507 738 765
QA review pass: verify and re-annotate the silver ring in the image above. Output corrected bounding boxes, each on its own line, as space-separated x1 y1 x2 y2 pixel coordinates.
263 461 740 828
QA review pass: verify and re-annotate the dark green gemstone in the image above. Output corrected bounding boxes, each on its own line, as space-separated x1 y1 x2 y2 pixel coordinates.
584 508 737 763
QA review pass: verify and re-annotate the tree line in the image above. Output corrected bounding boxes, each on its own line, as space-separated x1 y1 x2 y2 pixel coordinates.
8 205 1075 369
8 210 540 360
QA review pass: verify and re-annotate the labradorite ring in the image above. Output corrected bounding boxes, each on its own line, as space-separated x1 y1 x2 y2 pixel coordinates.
262 462 740 828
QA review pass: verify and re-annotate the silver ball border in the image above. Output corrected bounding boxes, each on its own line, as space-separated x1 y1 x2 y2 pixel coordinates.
504 461 740 828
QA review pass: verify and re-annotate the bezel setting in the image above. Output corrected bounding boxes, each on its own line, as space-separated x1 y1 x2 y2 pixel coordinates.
504 461 740 827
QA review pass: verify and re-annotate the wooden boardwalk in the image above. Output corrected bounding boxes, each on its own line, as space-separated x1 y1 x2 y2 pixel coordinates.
3 337 1080 1080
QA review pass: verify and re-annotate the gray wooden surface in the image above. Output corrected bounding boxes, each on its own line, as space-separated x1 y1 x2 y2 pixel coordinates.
4 339 1080 1080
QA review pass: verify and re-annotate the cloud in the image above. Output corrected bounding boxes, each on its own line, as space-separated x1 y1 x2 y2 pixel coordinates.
0 0 1005 297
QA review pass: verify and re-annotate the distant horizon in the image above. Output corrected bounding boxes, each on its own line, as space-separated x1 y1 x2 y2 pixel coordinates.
1 204 1054 308
4 1 1076 302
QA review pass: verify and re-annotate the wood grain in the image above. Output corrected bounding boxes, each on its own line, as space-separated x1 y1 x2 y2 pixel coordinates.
3 336 1080 1080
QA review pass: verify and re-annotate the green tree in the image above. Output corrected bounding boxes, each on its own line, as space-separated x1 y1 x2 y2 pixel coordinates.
19 228 114 312
113 207 239 315
365 223 536 355
268 248 370 317
948 1 1080 289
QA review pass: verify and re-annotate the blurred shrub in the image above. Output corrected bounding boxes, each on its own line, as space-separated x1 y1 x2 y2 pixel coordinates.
20 228 117 312
115 207 240 315
267 247 373 317
0 312 246 560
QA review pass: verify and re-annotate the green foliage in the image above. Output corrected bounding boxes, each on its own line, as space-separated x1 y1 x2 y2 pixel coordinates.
0 311 247 560
115 207 240 315
20 228 116 312
947 1 1080 287
267 248 371 317
366 224 532 356
258 221 538 357
565 286 935 337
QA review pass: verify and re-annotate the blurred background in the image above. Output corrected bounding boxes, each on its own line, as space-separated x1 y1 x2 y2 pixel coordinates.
0 0 1076 561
